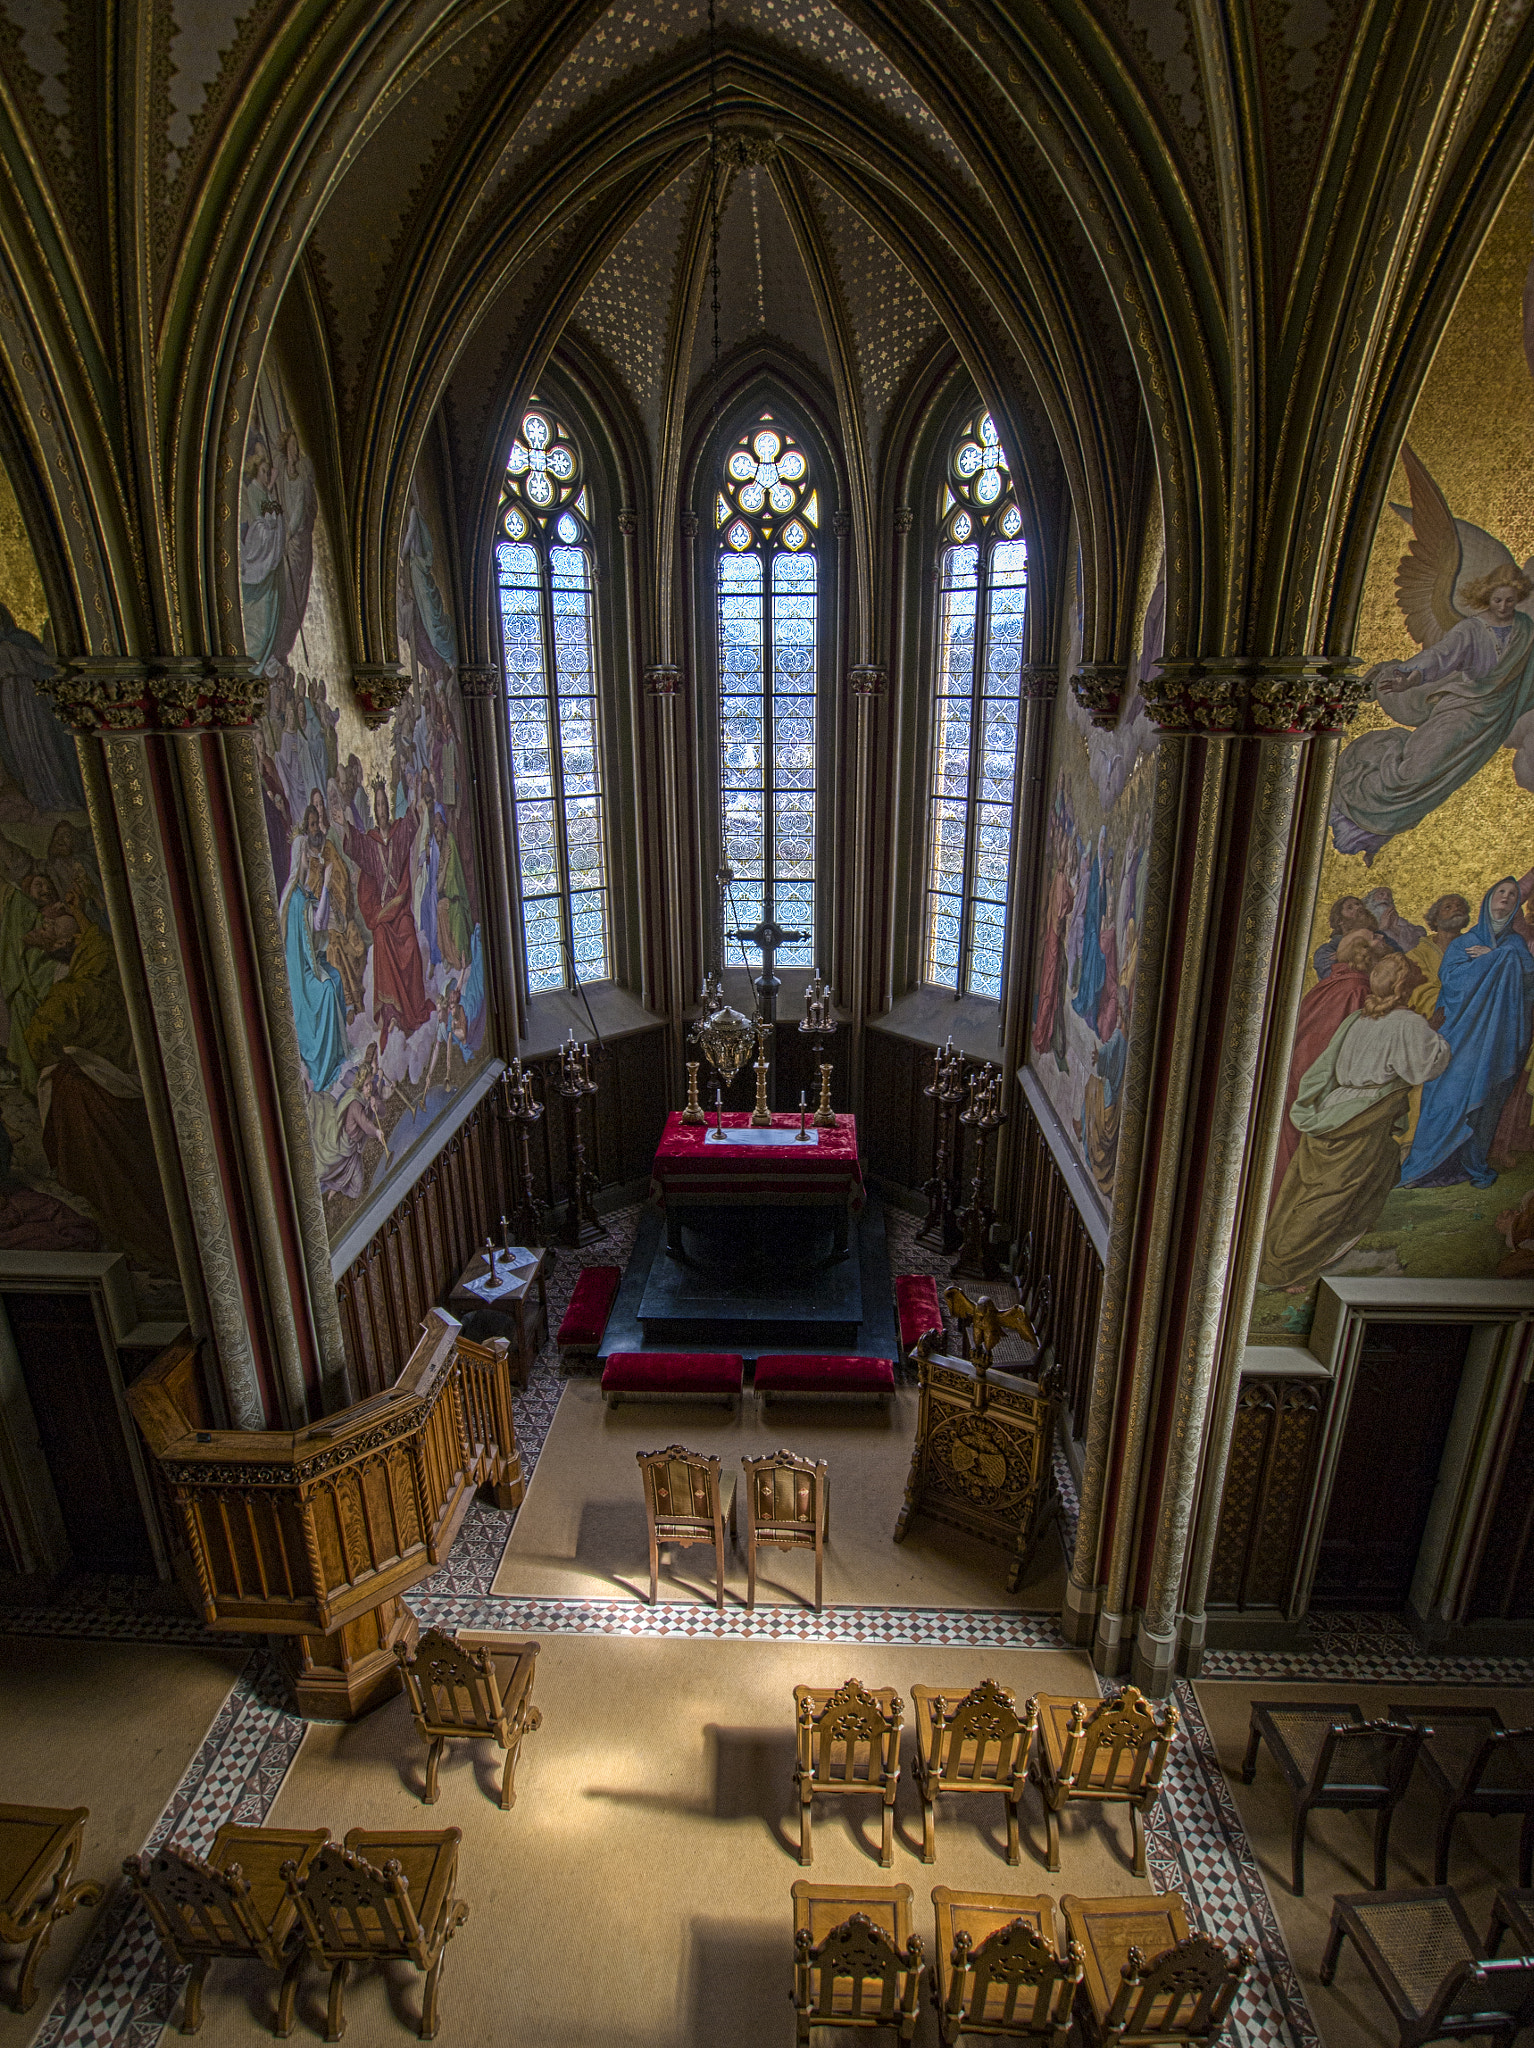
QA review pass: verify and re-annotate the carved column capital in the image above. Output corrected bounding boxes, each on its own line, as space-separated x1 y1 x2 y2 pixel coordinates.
644 663 685 697
833 510 852 540
40 656 266 735
679 510 699 539
1144 655 1365 737
204 658 265 727
618 506 638 538
351 662 408 729
847 664 886 698
893 505 914 536
457 664 501 701
1069 662 1124 729
1019 664 1059 702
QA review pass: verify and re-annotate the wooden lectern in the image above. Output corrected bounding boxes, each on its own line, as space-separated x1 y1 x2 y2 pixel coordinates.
129 1311 522 1720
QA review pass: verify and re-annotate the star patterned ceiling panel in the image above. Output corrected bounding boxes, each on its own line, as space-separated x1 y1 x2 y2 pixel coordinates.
567 167 702 451
684 166 833 400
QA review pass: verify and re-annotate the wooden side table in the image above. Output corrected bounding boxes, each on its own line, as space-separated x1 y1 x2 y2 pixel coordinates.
0 1803 103 2012
447 1248 548 1388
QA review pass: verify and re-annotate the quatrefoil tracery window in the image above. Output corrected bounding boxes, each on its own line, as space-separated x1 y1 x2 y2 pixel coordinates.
496 406 610 994
925 410 1027 1001
715 418 820 967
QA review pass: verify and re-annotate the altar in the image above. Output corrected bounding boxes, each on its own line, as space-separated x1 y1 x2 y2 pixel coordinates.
648 1110 864 1253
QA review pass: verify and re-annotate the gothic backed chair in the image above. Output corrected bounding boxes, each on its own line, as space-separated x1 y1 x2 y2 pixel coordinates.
1062 1893 1251 2048
1032 1686 1178 1878
282 1828 468 2043
1387 1704 1534 1887
1242 1701 1425 1895
791 1880 924 2043
394 1628 541 1810
929 1888 1080 2046
911 1680 1038 1866
1320 1887 1534 2048
741 1450 829 1612
636 1443 737 1611
794 1678 904 1869
124 1824 328 2037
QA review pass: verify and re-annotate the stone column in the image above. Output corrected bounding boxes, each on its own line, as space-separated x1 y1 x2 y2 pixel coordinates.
458 661 523 1048
1061 655 1363 1691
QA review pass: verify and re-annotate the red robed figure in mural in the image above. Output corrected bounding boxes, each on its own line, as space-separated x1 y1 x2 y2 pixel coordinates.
349 784 430 1050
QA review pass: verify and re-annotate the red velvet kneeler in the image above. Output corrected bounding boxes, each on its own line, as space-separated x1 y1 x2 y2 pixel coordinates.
557 1265 621 1358
894 1273 943 1364
753 1354 895 1397
601 1351 743 1407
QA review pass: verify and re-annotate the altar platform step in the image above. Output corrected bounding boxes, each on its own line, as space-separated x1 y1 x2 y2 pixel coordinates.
596 1196 896 1364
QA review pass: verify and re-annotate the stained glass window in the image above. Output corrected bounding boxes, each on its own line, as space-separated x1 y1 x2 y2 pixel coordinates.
923 411 1027 1001
716 418 818 965
496 407 610 994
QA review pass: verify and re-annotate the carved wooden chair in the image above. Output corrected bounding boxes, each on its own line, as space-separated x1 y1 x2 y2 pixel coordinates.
791 1880 924 2043
930 1888 1081 2046
1242 1701 1425 1895
394 1628 541 1810
636 1443 737 1611
911 1680 1038 1866
794 1678 904 1868
1321 1887 1534 2048
282 1828 468 2042
125 1824 328 2036
1387 1703 1534 1887
1032 1686 1178 1878
0 1804 103 2015
1063 1893 1251 2048
742 1450 829 1612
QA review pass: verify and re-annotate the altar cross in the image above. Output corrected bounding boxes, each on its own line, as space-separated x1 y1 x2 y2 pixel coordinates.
732 915 806 1022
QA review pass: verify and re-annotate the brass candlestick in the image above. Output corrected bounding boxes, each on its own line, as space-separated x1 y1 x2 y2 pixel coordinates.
680 1060 707 1125
952 1062 1007 1281
799 969 838 1122
814 1061 835 1128
498 1057 545 1249
750 1020 773 1127
557 1031 606 1247
918 1038 965 1250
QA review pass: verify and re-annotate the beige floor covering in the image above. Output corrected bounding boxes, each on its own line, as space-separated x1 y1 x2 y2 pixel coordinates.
492 1378 1068 1612
1197 1679 1534 2048
183 1634 1141 2048
0 1633 248 2045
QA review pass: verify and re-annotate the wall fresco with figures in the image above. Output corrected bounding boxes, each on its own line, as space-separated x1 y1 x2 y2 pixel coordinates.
1251 166 1534 1342
243 327 491 1244
0 460 180 1309
1026 503 1161 1214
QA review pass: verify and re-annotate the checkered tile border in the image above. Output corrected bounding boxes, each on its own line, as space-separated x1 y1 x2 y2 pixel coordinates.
1199 1610 1534 1687
413 1588 1067 1647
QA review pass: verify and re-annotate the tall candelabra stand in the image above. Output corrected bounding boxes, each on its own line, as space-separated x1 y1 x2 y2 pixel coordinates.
918 1038 966 1250
497 1057 545 1249
556 1031 606 1247
799 972 838 1127
749 1019 774 1127
952 1063 1007 1281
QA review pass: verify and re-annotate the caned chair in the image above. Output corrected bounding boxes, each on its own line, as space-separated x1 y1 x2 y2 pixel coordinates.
636 1443 736 1611
1486 1885 1534 1957
742 1450 829 1612
795 1678 904 1869
0 1804 102 2014
125 1824 328 2036
282 1829 468 2043
930 1888 1081 2046
1241 1701 1425 1895
791 1880 924 2043
1320 1887 1534 2048
1387 1703 1534 1887
394 1628 541 1810
1062 1893 1251 2048
1032 1686 1178 1879
911 1680 1039 1867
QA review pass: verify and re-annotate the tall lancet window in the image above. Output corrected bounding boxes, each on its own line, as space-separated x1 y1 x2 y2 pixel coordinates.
716 417 818 966
496 406 610 993
924 410 1027 1000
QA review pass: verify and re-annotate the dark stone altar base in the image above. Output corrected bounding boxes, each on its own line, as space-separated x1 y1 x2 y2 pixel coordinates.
599 1195 896 1361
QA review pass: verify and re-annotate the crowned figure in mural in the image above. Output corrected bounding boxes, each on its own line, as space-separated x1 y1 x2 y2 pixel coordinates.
1330 445 1534 862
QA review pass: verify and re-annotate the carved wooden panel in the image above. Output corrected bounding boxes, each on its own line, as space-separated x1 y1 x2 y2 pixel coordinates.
861 1030 925 1190
1469 1377 1534 1620
1014 1097 1105 1440
1207 1377 1327 1612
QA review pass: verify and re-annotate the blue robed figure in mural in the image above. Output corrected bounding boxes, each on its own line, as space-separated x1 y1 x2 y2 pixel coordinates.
1071 826 1107 1027
281 811 349 1096
1402 877 1534 1190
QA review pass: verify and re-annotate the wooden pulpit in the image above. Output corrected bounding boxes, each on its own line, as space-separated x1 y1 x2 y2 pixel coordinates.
128 1311 523 1720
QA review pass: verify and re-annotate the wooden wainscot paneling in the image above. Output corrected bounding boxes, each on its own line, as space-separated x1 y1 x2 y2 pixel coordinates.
1015 1096 1105 1441
1207 1377 1328 1613
128 1311 524 1719
861 1028 925 1191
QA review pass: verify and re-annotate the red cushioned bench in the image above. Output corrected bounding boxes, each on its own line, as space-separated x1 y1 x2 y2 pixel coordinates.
557 1264 622 1364
894 1273 943 1365
601 1351 743 1408
753 1354 895 1403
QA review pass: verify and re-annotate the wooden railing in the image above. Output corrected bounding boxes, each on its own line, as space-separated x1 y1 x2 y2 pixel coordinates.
128 1312 523 1716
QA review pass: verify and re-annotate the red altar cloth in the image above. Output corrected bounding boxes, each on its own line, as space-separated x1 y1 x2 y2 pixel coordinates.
649 1111 864 1212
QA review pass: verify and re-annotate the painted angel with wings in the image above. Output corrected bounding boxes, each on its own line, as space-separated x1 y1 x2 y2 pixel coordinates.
1330 444 1534 864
